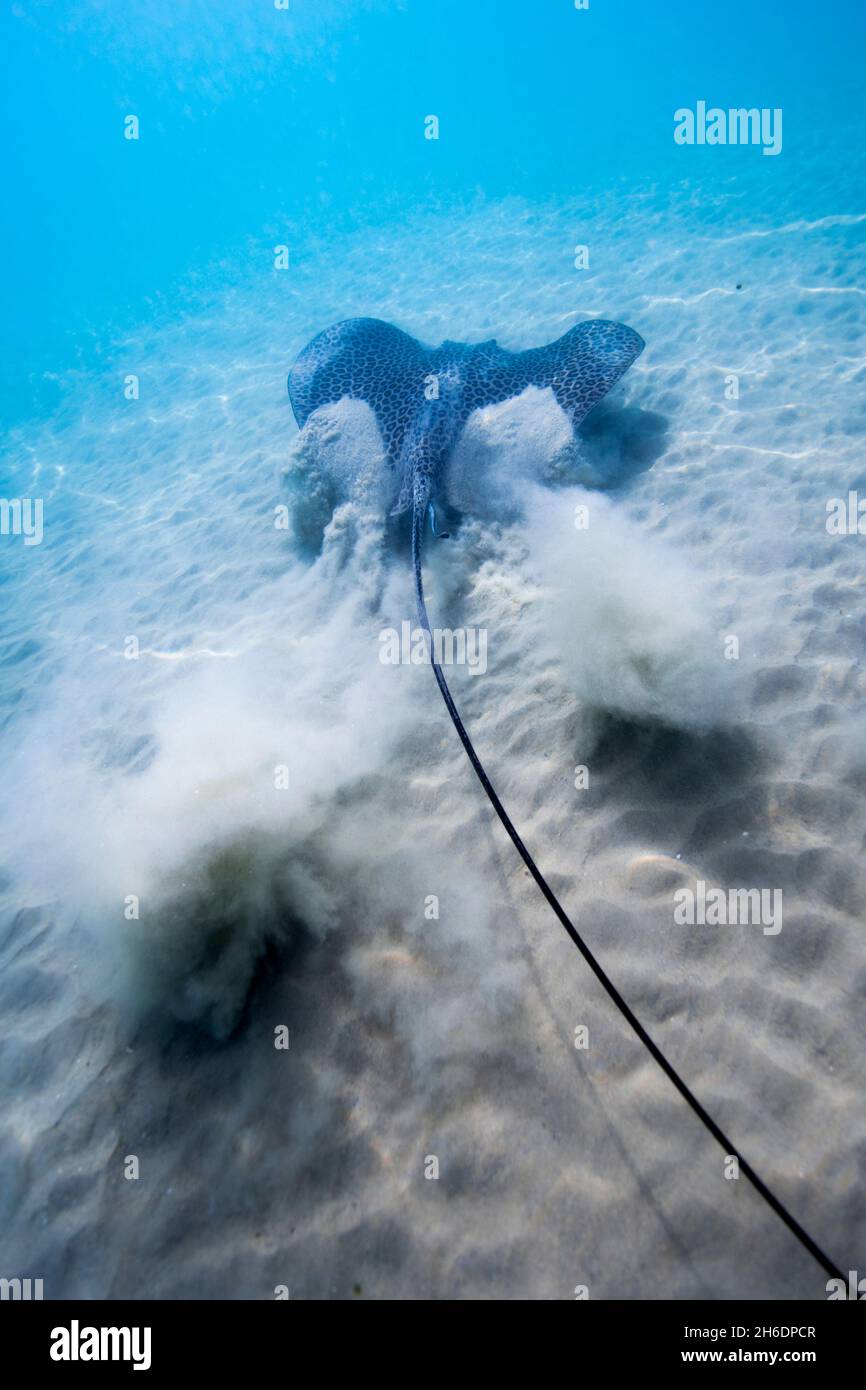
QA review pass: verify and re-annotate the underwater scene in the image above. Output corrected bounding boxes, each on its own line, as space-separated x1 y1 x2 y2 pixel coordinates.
2 0 866 1313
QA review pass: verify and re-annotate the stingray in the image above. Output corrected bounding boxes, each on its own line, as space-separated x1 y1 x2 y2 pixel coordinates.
287 315 844 1286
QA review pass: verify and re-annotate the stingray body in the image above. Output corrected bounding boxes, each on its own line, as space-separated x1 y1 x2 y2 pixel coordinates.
287 315 644 596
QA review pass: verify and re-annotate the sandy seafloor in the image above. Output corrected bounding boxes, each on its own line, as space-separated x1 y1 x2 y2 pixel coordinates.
2 167 866 1300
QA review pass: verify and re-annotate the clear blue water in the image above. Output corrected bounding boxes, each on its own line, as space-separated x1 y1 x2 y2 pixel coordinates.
3 0 865 427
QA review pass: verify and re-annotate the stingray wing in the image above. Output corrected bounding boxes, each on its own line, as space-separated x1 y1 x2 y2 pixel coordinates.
528 318 645 425
462 318 644 427
288 317 430 464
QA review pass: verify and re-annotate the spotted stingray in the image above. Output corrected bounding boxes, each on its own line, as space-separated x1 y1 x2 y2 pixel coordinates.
287 315 644 610
285 317 847 1283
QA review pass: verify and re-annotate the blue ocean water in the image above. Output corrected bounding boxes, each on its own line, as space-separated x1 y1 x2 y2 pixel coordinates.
2 0 866 1300
2 0 864 426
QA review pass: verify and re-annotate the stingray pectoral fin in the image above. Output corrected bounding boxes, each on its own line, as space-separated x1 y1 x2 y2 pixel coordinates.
288 317 429 464
538 318 645 428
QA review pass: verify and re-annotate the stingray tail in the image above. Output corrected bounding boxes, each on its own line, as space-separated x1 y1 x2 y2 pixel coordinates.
411 495 429 633
410 505 844 1286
